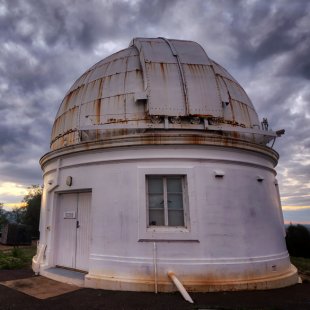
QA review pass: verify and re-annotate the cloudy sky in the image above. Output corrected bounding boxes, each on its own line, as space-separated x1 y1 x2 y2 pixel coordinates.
0 0 309 223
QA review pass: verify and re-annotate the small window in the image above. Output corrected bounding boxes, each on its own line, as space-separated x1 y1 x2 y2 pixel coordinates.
146 175 186 227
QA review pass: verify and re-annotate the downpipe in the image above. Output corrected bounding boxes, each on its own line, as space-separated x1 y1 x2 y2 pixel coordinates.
168 271 194 304
153 242 158 293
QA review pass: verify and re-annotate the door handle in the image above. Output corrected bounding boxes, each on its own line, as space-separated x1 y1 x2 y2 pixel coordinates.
76 220 80 228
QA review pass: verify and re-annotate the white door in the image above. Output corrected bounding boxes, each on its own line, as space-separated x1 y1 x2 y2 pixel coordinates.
75 192 91 270
55 192 91 271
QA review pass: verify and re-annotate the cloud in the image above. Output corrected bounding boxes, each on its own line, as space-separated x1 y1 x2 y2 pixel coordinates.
0 182 29 208
0 0 309 224
282 205 310 211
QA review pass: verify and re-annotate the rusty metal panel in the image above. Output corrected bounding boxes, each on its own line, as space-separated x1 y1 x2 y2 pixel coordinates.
125 93 146 120
63 106 79 132
80 96 126 127
126 55 141 72
71 73 87 91
132 38 176 92
82 79 103 103
70 70 93 93
183 64 222 116
223 101 234 122
56 99 67 117
101 73 126 98
68 71 89 93
105 57 128 77
89 55 140 84
51 114 65 139
85 50 128 78
238 101 253 127
228 100 259 127
58 87 85 116
146 62 186 116
52 107 78 142
101 47 133 66
225 79 254 109
50 38 266 151
216 75 230 103
230 100 249 126
88 64 108 83
80 101 97 126
248 106 259 127
211 61 238 83
100 96 126 124
131 38 217 116
90 69 143 100
100 75 112 98
124 69 144 94
170 39 212 65
133 38 177 63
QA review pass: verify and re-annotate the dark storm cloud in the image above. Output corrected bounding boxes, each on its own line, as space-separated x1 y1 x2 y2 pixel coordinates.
137 0 179 23
0 119 50 162
0 162 42 185
221 1 310 74
0 0 309 220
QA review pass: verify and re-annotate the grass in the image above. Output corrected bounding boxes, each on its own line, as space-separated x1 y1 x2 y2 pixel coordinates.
291 256 310 276
0 245 36 270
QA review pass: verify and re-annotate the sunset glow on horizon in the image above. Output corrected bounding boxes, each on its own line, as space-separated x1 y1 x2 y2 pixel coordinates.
0 182 28 210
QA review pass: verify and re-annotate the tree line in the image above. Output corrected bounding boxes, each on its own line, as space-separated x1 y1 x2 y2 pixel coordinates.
286 224 310 258
0 185 42 239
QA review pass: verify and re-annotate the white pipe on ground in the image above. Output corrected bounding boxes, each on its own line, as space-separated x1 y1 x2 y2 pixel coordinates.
167 271 194 304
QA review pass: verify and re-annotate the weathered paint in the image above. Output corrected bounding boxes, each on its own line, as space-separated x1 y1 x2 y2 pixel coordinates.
50 38 265 151
37 144 297 291
35 38 297 292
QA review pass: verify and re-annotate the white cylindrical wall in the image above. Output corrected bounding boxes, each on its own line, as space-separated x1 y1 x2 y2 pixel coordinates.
37 145 297 291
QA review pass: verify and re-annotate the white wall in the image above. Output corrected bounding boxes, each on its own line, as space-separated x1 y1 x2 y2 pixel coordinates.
38 144 295 290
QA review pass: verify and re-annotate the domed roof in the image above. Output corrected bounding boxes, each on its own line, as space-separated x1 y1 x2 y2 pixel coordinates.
50 37 275 151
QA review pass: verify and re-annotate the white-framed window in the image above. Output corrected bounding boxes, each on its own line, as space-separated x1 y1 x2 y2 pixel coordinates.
138 167 198 241
146 175 186 227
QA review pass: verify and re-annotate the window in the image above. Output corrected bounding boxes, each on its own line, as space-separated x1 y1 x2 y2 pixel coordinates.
138 167 198 241
146 175 186 227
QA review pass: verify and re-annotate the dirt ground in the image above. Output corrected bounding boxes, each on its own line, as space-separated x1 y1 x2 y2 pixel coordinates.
0 269 309 310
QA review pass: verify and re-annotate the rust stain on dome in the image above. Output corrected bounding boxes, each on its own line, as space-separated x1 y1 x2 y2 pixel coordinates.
50 38 276 152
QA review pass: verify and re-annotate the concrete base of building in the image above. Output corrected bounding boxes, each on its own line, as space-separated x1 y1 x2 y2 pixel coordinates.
40 267 85 287
84 264 299 292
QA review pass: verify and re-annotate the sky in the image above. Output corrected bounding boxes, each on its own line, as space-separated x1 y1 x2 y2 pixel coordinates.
0 0 309 223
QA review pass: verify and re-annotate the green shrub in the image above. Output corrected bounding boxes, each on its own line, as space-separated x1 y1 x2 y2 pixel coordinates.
11 247 25 259
0 246 36 269
0 255 24 269
291 256 310 276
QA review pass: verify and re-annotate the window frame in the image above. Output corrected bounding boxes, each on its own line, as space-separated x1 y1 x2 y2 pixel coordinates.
146 175 187 228
138 167 199 241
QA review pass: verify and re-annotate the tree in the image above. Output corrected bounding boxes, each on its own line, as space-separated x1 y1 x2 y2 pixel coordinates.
0 203 8 231
21 185 42 239
11 206 26 224
286 224 310 258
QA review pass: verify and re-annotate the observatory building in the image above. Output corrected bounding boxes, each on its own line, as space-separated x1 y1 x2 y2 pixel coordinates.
33 38 298 292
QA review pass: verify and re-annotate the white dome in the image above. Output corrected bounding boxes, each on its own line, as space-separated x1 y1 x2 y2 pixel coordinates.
51 38 265 151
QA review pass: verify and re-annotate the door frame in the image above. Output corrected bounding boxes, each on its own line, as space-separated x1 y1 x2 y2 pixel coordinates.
52 189 92 271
